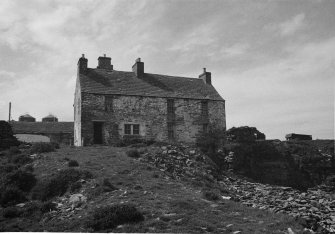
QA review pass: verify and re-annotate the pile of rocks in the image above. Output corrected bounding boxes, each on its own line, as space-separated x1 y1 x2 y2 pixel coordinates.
142 144 218 181
219 177 335 233
144 145 335 233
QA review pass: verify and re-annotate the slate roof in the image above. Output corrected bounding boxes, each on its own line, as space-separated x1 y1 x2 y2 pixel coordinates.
19 114 34 118
79 69 224 101
11 121 73 134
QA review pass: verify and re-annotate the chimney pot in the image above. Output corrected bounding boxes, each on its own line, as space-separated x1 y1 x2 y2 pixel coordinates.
82 54 85 58
203 68 206 73
136 58 141 62
104 54 106 57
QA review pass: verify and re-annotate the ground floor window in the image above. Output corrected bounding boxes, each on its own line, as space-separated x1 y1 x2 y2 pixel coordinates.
167 123 175 139
124 124 140 135
203 124 208 133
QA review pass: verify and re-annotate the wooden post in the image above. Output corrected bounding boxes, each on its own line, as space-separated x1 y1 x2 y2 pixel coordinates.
8 102 11 122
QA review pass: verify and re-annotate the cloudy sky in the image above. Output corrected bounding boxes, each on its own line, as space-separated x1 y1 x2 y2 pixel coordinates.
0 0 334 139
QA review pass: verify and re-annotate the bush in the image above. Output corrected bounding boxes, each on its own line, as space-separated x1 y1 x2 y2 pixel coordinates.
32 168 93 201
2 207 21 218
50 142 60 149
86 204 144 231
30 142 55 154
4 169 37 192
0 186 27 207
0 121 20 150
202 189 221 201
68 160 79 167
40 201 57 213
196 128 225 154
8 146 21 155
8 153 32 165
126 150 140 158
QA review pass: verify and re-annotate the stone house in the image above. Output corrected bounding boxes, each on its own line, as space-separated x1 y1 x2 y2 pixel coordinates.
74 54 226 146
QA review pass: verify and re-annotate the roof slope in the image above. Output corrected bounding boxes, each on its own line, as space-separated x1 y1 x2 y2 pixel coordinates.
11 121 73 134
79 69 224 101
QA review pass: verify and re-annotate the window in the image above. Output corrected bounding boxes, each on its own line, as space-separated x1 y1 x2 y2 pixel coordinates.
133 124 140 135
167 99 175 121
105 96 113 112
124 124 131 135
201 101 208 117
167 99 174 113
203 124 208 133
124 124 140 135
168 122 174 139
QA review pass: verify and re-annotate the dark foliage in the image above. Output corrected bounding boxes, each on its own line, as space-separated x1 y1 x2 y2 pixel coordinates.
40 201 57 213
2 206 21 218
202 189 221 201
69 181 82 193
86 204 144 231
196 128 225 154
0 186 27 207
231 141 313 190
30 142 55 154
32 168 93 201
0 121 20 150
50 142 60 149
8 146 21 155
227 126 265 143
8 153 33 165
126 149 140 158
68 160 79 167
4 168 37 192
0 163 19 174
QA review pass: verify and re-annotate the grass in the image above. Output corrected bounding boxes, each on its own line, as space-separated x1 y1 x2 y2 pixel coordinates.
0 145 307 233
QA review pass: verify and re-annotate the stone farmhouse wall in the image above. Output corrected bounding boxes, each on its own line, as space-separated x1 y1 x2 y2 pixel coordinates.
79 92 225 145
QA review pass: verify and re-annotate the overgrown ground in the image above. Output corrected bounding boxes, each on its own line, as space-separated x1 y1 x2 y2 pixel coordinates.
0 145 308 233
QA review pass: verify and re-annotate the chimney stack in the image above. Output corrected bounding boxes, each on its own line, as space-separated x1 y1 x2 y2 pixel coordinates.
78 54 88 74
132 58 144 78
199 68 211 85
97 54 113 70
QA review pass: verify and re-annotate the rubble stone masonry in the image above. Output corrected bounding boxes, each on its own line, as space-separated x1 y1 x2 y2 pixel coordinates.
78 92 225 145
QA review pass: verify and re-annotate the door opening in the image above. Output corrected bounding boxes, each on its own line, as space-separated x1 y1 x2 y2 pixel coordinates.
93 122 103 144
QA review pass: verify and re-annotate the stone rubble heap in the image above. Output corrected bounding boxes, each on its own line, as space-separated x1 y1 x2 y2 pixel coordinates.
142 144 335 233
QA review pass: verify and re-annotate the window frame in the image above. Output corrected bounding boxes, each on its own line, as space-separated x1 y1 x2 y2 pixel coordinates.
201 100 209 117
167 122 175 139
104 96 113 112
124 124 131 135
132 124 140 135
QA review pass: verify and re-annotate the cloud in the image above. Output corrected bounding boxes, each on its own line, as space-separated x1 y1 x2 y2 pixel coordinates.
279 13 305 36
219 43 249 58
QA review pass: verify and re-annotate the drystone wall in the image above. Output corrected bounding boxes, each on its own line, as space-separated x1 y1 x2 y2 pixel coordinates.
80 93 225 145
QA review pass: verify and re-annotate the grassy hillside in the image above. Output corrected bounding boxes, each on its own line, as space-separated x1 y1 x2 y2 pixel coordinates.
0 144 307 233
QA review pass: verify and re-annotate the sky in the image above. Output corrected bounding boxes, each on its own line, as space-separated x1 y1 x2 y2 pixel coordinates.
0 0 334 140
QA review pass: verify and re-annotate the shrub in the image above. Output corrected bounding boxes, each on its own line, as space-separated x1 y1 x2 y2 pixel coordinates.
0 186 27 207
50 142 60 149
126 150 140 158
2 207 21 218
86 204 144 231
0 121 20 150
4 169 37 192
8 153 32 165
68 160 79 167
69 181 82 193
8 146 21 155
30 142 55 154
0 163 18 174
202 189 221 201
32 168 93 201
196 128 225 154
40 201 57 213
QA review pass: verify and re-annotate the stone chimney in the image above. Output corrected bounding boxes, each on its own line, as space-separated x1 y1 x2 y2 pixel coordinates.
78 54 88 74
199 68 211 85
97 54 113 70
132 58 144 78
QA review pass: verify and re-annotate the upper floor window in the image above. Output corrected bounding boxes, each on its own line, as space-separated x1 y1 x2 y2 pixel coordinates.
105 96 113 112
167 99 174 114
201 101 208 117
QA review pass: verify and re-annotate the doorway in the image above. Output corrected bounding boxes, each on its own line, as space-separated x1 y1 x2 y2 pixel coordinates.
93 122 103 144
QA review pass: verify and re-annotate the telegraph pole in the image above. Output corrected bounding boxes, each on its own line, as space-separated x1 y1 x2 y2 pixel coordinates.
8 102 11 122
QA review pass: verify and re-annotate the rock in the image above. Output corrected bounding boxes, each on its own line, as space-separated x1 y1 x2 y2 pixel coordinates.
69 194 87 206
287 227 295 234
16 203 25 208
